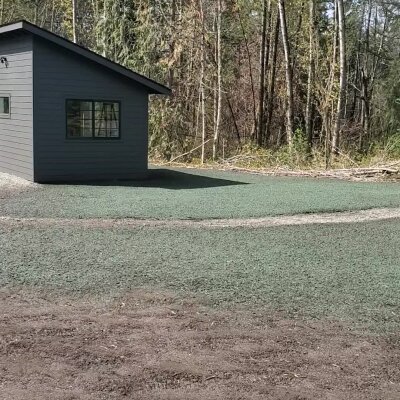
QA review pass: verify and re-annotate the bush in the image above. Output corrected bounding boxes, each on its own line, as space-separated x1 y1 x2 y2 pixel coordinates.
385 132 400 158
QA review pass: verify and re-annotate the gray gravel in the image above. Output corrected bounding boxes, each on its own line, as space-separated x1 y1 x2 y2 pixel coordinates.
0 172 38 191
0 207 399 228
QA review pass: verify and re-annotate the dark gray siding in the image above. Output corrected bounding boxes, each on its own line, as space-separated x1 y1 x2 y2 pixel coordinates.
0 33 33 180
33 37 149 182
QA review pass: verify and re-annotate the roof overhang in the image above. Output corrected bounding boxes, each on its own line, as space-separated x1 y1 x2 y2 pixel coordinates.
0 20 171 95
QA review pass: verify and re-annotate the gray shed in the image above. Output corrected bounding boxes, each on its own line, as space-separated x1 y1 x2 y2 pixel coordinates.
0 20 170 182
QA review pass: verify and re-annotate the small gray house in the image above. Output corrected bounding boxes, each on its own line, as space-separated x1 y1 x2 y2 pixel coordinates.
0 20 170 182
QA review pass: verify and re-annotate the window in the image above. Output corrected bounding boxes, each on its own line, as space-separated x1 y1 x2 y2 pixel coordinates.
66 100 120 139
0 94 10 118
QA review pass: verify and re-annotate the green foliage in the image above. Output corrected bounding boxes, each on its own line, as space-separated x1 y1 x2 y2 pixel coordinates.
93 0 136 65
229 130 313 170
385 132 400 158
292 128 309 160
222 133 400 171
148 99 187 161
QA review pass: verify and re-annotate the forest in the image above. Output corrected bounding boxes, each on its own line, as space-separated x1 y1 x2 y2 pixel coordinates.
1 0 400 168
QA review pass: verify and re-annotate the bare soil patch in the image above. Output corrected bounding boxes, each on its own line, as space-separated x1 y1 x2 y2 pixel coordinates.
1 207 400 229
0 288 399 400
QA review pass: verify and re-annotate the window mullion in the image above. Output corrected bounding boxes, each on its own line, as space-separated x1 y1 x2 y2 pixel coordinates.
92 101 95 138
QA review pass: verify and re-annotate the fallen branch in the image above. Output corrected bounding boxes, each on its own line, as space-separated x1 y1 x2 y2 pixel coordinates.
168 139 212 164
347 167 398 176
218 165 399 181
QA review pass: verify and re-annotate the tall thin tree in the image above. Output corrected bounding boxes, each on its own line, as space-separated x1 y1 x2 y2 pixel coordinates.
265 12 280 144
199 0 207 164
331 0 347 155
72 0 77 43
278 0 294 145
305 0 316 150
257 0 269 146
0 0 4 25
213 0 223 160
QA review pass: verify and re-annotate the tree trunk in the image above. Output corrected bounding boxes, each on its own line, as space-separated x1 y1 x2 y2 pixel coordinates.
212 0 222 160
169 0 177 88
101 0 107 57
237 9 257 138
291 2 305 74
72 0 78 43
265 12 280 145
257 0 269 147
0 0 4 25
50 0 56 31
360 69 370 150
324 0 338 167
278 0 294 145
305 0 316 150
199 0 206 164
34 3 38 25
331 0 347 155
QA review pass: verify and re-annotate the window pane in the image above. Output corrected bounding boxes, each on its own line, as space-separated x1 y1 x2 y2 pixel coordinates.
66 100 93 138
94 102 120 138
0 96 10 115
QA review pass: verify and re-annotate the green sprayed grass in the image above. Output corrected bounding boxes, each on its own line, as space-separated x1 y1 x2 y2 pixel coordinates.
1 167 400 219
1 219 399 332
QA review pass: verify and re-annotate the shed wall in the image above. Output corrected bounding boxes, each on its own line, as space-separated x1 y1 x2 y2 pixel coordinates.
33 37 149 182
0 33 33 180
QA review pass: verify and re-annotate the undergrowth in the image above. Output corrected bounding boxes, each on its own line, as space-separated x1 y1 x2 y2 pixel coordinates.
151 131 400 171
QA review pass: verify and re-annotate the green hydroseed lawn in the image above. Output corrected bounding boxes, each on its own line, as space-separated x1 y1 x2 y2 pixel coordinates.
1 219 399 332
1 167 400 219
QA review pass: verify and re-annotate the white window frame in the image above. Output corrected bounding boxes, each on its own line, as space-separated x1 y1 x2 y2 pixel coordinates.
0 93 10 119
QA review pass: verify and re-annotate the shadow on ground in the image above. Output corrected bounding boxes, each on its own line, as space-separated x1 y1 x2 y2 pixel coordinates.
53 168 248 190
144 169 248 190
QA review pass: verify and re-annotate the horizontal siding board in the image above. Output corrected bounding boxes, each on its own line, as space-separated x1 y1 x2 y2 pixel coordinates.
0 72 33 80
0 89 31 96
0 163 32 180
0 79 33 85
0 48 31 56
0 43 33 52
0 154 32 170
0 37 34 52
4 52 33 61
1 153 33 163
0 138 32 150
0 149 33 163
7 94 33 100
0 65 32 73
0 34 33 180
0 139 32 152
0 141 32 153
36 164 141 172
0 128 32 138
1 112 32 120
0 118 34 128
0 129 32 139
7 102 33 110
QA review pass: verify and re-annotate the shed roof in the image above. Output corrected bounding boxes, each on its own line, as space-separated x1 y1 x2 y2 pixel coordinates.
0 20 171 95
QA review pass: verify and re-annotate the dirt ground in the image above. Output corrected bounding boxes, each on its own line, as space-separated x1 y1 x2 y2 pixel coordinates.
0 288 399 400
